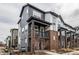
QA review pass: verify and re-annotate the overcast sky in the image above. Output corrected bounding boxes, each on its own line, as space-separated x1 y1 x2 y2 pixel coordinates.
0 3 79 43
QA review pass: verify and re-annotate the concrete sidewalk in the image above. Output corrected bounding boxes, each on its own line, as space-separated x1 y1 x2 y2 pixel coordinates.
43 50 60 55
63 51 79 55
37 50 79 55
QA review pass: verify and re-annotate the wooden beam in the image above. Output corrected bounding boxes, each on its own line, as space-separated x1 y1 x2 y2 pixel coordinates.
31 20 35 53
60 29 62 48
65 31 67 48
70 32 72 48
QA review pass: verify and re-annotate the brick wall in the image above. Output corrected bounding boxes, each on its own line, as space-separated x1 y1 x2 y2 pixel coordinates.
49 30 59 50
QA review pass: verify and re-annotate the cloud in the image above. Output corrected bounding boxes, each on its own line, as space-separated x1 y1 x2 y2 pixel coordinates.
0 3 24 43
55 3 79 27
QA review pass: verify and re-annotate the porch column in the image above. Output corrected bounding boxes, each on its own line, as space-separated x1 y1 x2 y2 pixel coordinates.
60 29 62 48
65 31 67 48
77 38 79 47
70 32 72 48
31 20 35 53
77 37 78 48
73 34 75 48
72 33 74 48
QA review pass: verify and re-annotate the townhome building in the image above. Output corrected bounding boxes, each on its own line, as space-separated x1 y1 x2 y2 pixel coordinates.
10 29 18 49
18 3 79 52
74 26 79 48
6 36 11 49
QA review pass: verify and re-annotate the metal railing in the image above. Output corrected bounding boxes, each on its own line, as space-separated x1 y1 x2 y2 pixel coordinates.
35 31 49 38
28 31 49 38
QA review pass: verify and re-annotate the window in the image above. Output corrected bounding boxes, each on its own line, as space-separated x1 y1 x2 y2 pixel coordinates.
25 25 28 30
35 25 39 36
52 18 57 31
61 31 65 36
25 38 27 43
53 36 55 40
35 26 38 30
58 24 60 29
22 27 24 32
33 10 41 19
26 9 28 13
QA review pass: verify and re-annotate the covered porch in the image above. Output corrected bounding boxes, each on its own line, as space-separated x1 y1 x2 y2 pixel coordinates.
27 16 51 53
58 27 76 49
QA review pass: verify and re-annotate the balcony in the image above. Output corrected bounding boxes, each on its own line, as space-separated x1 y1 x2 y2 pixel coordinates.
35 31 49 39
28 31 49 39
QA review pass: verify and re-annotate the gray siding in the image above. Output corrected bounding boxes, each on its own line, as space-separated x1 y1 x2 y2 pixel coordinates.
19 6 45 51
19 6 29 51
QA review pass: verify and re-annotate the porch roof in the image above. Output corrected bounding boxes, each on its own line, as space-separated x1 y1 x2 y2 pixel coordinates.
58 27 68 31
66 31 75 34
75 33 79 36
27 16 51 26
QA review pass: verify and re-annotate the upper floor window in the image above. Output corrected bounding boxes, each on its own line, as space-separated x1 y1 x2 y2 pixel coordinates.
25 24 28 30
58 24 60 29
33 10 41 19
22 27 24 32
26 9 28 13
52 19 56 25
53 25 56 31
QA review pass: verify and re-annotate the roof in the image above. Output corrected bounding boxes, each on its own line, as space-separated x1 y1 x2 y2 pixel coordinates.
18 3 76 31
18 3 60 24
27 16 51 25
17 19 21 24
58 15 76 30
58 27 68 31
10 28 18 32
45 11 59 17
64 23 76 30
58 15 65 24
20 3 45 17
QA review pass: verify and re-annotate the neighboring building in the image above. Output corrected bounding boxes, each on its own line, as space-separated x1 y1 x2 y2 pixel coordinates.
10 29 18 49
74 26 79 47
18 3 79 52
6 36 11 49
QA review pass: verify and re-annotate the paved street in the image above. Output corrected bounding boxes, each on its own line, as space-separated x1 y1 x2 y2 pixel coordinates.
63 51 79 55
35 50 79 55
0 47 79 55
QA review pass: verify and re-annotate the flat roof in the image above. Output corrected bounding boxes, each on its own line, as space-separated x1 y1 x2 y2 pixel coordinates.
27 16 51 25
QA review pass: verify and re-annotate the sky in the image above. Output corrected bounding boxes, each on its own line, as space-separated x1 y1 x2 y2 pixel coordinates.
0 3 79 43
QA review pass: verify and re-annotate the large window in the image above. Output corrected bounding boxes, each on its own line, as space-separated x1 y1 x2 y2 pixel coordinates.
52 17 57 31
33 10 41 19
